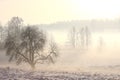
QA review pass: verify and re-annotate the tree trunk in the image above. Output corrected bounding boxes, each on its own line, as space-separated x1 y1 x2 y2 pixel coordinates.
30 64 35 70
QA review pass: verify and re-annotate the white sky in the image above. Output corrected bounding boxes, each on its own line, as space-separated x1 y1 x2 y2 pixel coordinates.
0 0 120 25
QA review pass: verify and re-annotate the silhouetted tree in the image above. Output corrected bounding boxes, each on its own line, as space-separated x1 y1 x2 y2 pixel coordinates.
5 26 46 68
4 25 58 69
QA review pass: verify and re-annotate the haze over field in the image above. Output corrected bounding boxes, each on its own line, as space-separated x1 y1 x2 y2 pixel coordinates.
0 0 120 72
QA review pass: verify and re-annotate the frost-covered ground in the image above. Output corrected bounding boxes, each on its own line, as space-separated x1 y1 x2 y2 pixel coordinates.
0 67 120 80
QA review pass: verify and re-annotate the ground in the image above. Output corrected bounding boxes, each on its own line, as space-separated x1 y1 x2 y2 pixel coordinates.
0 67 120 80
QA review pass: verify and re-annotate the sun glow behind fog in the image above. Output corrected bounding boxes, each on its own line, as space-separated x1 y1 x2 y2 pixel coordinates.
69 0 120 20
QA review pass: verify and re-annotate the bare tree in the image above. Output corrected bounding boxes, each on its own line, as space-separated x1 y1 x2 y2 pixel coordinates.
47 38 59 64
79 27 85 48
5 25 58 69
69 27 77 48
98 36 104 51
4 25 58 69
85 26 91 48
68 26 91 49
78 26 91 49
38 35 59 64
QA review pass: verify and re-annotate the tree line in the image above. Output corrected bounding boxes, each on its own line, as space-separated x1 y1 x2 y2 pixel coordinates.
68 26 91 49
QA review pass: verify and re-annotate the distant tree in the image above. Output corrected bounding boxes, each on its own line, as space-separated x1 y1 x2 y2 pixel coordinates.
68 26 91 48
85 26 91 48
79 26 91 49
4 25 58 69
69 27 77 48
98 37 104 51
79 27 85 48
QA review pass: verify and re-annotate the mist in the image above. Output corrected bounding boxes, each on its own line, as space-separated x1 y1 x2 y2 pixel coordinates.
1 0 120 79
40 20 120 69
1 18 120 74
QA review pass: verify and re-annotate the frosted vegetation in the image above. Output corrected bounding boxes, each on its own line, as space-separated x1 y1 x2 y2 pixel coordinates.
1 67 120 80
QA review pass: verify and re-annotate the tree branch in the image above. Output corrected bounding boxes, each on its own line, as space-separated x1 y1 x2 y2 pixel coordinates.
15 47 31 64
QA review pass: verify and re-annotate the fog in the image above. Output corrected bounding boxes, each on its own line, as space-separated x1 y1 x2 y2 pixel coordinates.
1 20 120 72
50 31 120 66
41 20 120 69
32 29 120 72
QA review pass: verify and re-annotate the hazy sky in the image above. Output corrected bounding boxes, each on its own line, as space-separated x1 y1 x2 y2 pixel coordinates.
0 0 120 25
